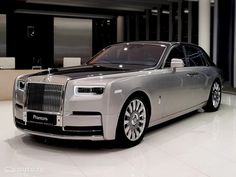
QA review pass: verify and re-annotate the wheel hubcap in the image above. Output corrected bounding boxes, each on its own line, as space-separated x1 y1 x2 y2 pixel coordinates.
212 82 221 108
131 113 139 126
124 99 146 141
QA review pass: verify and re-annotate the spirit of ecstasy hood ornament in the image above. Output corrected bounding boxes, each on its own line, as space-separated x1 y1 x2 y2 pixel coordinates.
48 68 52 74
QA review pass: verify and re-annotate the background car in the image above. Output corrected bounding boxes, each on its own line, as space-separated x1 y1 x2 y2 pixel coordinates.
13 41 223 147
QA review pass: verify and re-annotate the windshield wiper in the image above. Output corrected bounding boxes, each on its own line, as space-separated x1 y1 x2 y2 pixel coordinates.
92 64 126 71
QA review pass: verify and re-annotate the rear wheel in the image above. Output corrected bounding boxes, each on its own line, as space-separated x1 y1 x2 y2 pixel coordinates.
204 80 221 112
116 97 149 147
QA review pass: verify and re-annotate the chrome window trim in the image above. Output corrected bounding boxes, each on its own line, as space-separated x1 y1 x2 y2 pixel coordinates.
161 44 184 69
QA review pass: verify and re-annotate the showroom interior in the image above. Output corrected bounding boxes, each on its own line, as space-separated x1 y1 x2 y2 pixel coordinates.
1 0 236 177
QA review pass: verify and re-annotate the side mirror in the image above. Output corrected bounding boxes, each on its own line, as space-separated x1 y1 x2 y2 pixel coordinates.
171 58 184 69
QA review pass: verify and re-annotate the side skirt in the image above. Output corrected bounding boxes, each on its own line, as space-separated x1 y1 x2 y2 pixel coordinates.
148 102 207 128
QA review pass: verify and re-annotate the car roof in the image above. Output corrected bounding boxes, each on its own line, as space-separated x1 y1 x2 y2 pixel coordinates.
116 41 172 46
115 41 200 48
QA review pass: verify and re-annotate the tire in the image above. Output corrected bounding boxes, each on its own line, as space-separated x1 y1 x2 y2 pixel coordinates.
116 96 150 147
204 80 221 112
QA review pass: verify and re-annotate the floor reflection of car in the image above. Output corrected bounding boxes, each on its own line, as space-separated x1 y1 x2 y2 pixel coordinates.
13 41 223 147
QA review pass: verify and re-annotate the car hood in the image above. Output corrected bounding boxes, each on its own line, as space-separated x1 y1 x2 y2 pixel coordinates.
30 65 135 80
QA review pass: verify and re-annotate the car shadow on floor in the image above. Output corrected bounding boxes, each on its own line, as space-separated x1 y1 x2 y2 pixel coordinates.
25 135 119 150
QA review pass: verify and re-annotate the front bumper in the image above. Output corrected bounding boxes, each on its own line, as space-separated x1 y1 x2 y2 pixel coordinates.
13 75 122 141
15 117 105 141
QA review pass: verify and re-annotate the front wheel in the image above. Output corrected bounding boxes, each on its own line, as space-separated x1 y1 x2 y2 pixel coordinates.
116 97 149 147
204 80 222 112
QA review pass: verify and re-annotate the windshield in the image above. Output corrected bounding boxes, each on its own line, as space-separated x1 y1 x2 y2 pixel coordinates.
88 43 166 69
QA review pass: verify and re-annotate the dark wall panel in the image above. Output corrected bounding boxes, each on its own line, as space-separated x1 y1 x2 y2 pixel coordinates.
7 13 53 69
217 0 235 82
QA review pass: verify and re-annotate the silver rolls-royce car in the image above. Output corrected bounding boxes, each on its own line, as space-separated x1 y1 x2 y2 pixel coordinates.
13 41 222 147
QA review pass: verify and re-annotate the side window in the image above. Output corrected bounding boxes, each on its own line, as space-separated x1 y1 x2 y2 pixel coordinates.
201 49 215 66
164 46 185 68
185 46 207 67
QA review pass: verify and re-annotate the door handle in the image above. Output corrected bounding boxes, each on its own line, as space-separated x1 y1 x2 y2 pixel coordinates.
186 72 199 77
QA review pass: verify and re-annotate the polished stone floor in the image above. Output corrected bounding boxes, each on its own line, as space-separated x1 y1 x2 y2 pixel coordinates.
1 94 236 177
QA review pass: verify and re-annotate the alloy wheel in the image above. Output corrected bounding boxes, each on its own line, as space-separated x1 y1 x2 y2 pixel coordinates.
212 82 221 108
123 99 147 141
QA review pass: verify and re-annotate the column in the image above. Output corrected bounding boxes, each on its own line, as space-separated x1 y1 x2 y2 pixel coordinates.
145 10 150 40
188 2 192 43
234 0 236 87
135 14 139 40
198 0 210 55
169 3 173 41
213 0 218 64
177 0 182 42
156 6 161 40
117 16 124 43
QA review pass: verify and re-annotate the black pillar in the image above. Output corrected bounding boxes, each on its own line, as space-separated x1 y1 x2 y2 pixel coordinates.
216 0 235 84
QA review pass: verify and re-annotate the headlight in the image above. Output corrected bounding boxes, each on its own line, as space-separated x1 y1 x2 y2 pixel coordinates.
74 86 105 95
16 80 26 91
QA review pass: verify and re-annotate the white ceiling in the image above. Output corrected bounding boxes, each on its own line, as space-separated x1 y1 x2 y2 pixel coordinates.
26 0 178 11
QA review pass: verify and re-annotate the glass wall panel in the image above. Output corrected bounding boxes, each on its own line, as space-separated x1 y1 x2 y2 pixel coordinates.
138 14 146 40
129 15 136 41
149 10 158 40
93 18 116 54
160 5 170 41
192 1 199 44
181 1 189 42
172 2 178 41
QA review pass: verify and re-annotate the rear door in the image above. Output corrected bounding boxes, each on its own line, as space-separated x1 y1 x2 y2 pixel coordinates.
182 44 208 105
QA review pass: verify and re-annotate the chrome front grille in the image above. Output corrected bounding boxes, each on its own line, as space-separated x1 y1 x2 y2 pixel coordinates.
27 83 63 113
16 91 24 103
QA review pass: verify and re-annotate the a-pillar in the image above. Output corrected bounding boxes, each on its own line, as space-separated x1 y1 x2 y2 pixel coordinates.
198 0 210 55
